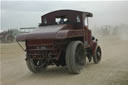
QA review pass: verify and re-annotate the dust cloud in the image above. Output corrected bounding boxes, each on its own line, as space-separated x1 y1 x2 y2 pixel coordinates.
92 24 128 40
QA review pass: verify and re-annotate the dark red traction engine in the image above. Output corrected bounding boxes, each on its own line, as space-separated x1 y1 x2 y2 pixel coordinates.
16 10 102 74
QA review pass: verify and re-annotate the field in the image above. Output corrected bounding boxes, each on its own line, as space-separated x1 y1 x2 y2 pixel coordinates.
0 35 128 85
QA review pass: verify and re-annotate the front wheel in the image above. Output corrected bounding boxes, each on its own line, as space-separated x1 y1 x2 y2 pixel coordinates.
93 46 102 64
26 58 47 73
65 41 86 74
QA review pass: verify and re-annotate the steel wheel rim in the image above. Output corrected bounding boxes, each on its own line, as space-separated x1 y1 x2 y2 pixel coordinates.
75 44 85 68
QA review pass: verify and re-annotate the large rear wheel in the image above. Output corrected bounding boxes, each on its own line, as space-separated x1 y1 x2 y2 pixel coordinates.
65 41 86 74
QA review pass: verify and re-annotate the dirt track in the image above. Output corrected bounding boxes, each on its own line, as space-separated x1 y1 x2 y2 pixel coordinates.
1 35 128 85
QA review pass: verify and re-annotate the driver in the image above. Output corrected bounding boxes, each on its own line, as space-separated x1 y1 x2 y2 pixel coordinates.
59 18 64 24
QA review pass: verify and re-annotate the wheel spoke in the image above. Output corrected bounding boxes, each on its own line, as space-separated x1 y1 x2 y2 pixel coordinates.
37 60 40 66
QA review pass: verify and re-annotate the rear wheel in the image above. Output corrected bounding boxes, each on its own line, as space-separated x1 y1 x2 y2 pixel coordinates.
26 58 47 73
93 46 102 64
65 41 86 74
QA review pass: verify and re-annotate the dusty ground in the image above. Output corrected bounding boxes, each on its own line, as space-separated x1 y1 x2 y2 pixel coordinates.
0 35 128 85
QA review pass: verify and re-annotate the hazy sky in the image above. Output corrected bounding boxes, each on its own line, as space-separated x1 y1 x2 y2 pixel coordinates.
1 1 128 30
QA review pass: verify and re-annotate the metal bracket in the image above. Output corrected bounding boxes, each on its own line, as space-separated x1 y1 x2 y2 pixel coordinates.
16 41 25 51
